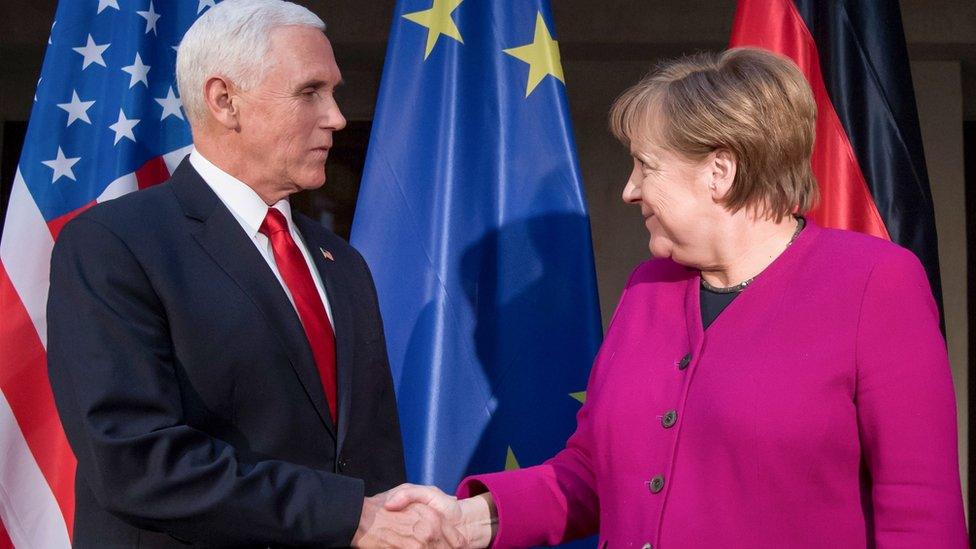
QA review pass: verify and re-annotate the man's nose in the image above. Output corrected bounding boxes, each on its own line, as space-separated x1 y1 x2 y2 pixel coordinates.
322 98 347 131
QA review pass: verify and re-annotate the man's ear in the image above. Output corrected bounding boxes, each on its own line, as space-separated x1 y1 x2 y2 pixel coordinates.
709 148 737 201
203 76 241 130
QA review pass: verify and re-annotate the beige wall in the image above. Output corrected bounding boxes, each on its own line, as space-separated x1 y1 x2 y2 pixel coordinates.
914 60 969 515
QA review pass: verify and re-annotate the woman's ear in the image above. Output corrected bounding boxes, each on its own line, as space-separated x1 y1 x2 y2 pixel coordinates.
709 148 737 201
203 76 241 130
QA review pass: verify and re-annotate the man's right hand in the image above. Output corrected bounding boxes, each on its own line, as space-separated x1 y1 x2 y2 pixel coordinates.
383 485 496 548
351 492 466 548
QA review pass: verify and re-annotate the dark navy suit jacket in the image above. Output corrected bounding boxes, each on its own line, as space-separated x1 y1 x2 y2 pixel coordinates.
47 159 405 547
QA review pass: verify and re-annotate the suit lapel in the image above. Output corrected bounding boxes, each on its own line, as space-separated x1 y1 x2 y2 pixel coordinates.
170 160 337 439
294 216 355 456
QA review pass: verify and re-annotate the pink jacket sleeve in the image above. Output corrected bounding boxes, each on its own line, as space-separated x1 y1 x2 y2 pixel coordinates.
456 411 600 548
854 248 967 547
454 270 648 548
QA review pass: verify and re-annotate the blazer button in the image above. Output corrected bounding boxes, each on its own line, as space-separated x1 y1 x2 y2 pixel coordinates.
642 544 653 549
661 410 677 428
678 353 691 370
647 475 665 494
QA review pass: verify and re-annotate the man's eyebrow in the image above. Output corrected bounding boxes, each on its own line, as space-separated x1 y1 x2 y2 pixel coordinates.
296 77 345 89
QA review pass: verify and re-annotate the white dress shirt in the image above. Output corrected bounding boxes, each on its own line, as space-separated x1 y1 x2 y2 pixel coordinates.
189 149 334 325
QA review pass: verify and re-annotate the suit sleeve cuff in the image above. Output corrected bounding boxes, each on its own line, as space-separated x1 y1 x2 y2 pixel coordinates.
321 474 365 546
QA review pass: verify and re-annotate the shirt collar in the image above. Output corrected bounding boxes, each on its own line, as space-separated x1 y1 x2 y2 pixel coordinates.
189 149 292 236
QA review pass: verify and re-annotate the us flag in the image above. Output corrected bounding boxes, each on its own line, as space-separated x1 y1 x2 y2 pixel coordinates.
0 1 217 545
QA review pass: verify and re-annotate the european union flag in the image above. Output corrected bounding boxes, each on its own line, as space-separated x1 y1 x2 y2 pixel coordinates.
351 0 603 501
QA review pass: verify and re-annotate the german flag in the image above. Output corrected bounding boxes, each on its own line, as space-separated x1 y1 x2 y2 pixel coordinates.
730 0 943 314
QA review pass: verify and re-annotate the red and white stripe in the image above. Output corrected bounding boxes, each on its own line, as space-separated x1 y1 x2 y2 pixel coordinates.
0 145 190 546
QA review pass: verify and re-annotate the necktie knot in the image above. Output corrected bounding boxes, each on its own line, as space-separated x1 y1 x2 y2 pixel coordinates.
259 207 289 237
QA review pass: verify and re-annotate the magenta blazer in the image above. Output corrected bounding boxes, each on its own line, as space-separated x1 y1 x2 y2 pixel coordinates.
459 221 966 548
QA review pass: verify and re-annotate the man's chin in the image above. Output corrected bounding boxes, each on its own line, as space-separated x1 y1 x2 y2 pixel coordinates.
297 173 328 191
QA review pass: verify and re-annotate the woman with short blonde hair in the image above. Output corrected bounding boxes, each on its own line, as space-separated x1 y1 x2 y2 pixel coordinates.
610 47 818 219
388 47 967 548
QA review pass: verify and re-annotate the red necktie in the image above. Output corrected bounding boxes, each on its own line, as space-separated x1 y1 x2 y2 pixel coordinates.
259 208 338 422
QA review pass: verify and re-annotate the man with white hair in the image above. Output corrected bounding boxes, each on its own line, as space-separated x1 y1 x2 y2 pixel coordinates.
47 1 460 546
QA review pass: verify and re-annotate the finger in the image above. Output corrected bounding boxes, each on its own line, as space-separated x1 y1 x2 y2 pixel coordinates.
416 503 465 549
387 512 425 548
409 504 445 544
384 484 440 511
381 482 415 502
421 490 459 517
395 537 422 549
440 520 466 549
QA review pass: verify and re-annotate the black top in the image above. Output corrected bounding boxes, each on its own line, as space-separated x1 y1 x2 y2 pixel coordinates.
700 286 740 329
699 216 806 329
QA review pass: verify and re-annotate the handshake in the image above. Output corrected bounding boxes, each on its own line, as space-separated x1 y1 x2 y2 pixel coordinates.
352 484 497 548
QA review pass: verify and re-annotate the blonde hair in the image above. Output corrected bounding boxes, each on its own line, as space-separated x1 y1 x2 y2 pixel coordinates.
609 47 818 220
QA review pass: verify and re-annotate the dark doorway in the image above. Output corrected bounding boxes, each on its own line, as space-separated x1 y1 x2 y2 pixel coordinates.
0 121 28 240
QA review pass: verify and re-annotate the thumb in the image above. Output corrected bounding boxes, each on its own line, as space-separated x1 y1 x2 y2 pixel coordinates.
383 485 428 511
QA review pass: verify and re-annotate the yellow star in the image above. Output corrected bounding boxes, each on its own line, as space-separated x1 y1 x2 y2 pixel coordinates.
503 12 565 97
570 391 586 404
505 447 521 470
402 0 464 60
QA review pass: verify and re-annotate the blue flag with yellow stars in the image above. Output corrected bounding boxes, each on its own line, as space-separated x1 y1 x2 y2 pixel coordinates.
350 0 603 511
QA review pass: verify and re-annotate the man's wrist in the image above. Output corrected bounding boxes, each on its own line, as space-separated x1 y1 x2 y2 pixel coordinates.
458 493 497 547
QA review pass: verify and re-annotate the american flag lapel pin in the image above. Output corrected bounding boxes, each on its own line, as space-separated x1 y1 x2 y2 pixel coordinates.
320 247 334 262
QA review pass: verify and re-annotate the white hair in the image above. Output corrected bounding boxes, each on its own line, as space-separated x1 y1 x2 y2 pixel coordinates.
176 0 326 125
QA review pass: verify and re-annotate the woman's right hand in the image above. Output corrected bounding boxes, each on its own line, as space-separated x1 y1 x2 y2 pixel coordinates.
384 484 498 548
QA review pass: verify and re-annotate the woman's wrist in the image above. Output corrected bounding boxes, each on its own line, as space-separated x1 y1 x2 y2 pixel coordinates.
458 492 498 548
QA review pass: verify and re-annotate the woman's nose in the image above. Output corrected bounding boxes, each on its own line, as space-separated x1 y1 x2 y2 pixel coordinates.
622 179 641 204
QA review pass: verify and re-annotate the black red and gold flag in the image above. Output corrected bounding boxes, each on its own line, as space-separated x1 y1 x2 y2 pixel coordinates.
730 0 944 311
